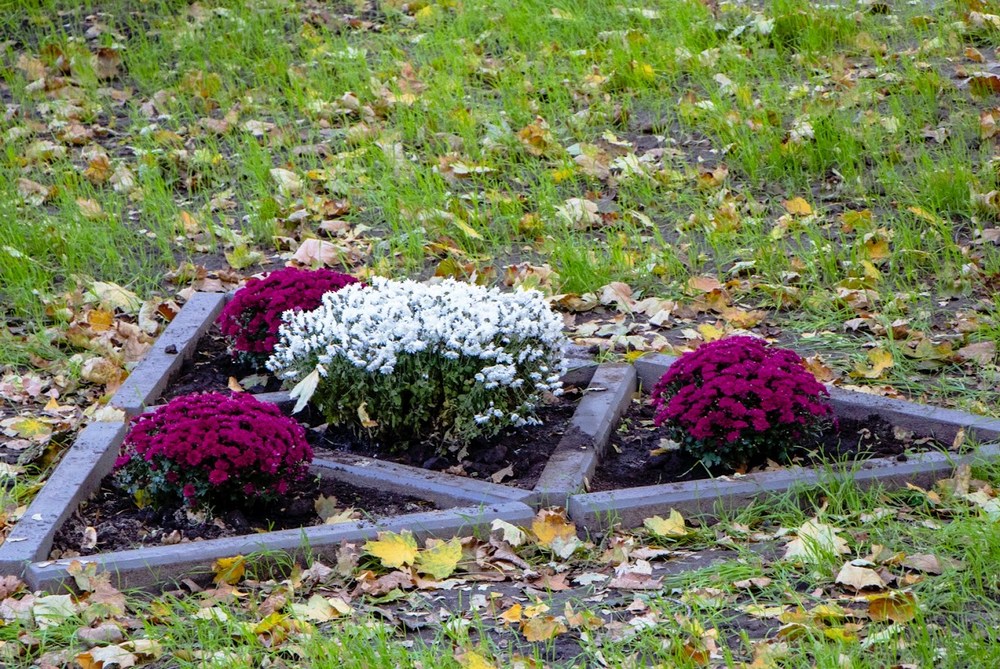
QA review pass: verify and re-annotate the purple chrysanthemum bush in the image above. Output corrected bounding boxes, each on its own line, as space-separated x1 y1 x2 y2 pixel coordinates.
216 267 359 366
114 393 313 509
651 336 833 470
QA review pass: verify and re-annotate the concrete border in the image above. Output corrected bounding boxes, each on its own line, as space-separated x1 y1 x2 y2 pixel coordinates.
25 501 535 592
6 293 613 591
529 364 637 507
310 454 533 506
570 354 1000 531
110 292 227 416
0 421 127 576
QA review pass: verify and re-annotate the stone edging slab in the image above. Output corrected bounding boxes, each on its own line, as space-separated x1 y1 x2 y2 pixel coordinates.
529 363 637 507
0 293 616 590
110 292 227 416
310 455 533 506
0 422 127 576
571 354 1000 531
26 501 535 592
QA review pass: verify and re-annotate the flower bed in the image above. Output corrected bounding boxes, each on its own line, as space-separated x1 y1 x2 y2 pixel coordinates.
0 291 541 591
591 398 940 491
51 472 435 557
163 268 361 400
593 337 942 490
568 353 1000 531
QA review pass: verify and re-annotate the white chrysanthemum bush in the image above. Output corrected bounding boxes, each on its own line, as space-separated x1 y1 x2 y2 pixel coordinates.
266 277 568 452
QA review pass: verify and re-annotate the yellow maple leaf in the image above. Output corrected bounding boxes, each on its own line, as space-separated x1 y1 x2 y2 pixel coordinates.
697 322 725 342
643 509 689 538
783 197 813 216
522 616 568 642
212 555 245 585
498 603 523 625
852 348 894 379
455 649 495 669
531 509 581 558
365 531 418 569
867 590 917 623
290 593 353 622
415 537 462 579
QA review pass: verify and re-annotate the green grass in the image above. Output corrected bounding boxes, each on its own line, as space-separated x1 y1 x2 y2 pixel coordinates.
3 461 1000 668
2 0 999 414
4 2 1000 664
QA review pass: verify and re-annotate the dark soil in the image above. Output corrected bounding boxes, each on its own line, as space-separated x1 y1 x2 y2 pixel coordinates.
311 390 580 489
51 473 434 557
159 326 579 490
591 399 943 491
160 324 282 401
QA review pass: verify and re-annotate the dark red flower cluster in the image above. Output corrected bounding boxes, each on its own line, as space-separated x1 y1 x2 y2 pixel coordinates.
217 267 359 357
114 392 313 508
651 336 832 468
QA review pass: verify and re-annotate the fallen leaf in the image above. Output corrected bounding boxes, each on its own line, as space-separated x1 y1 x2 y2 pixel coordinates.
852 348 894 380
365 531 419 569
415 537 462 579
835 562 885 591
867 591 917 623
212 556 246 585
32 594 78 628
270 168 303 196
498 603 523 624
687 275 723 293
76 644 137 669
290 593 352 622
89 281 142 312
291 239 341 266
783 197 813 216
491 519 527 546
522 616 568 641
643 509 690 538
956 341 996 365
531 509 581 559
455 649 496 669
783 519 850 561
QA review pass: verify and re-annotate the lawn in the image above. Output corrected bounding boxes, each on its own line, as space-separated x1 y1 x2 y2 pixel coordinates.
2 0 1000 666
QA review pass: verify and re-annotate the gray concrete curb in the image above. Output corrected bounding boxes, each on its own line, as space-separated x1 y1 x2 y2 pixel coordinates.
634 353 678 391
569 444 1000 530
8 294 614 591
25 501 535 592
570 355 1000 531
0 421 127 576
110 292 227 416
311 454 533 506
529 364 637 508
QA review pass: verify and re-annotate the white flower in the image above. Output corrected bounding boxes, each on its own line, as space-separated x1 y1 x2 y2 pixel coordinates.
266 277 569 441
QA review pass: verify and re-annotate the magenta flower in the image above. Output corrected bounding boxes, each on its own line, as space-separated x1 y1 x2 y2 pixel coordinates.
114 392 313 508
217 267 360 359
651 336 832 469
